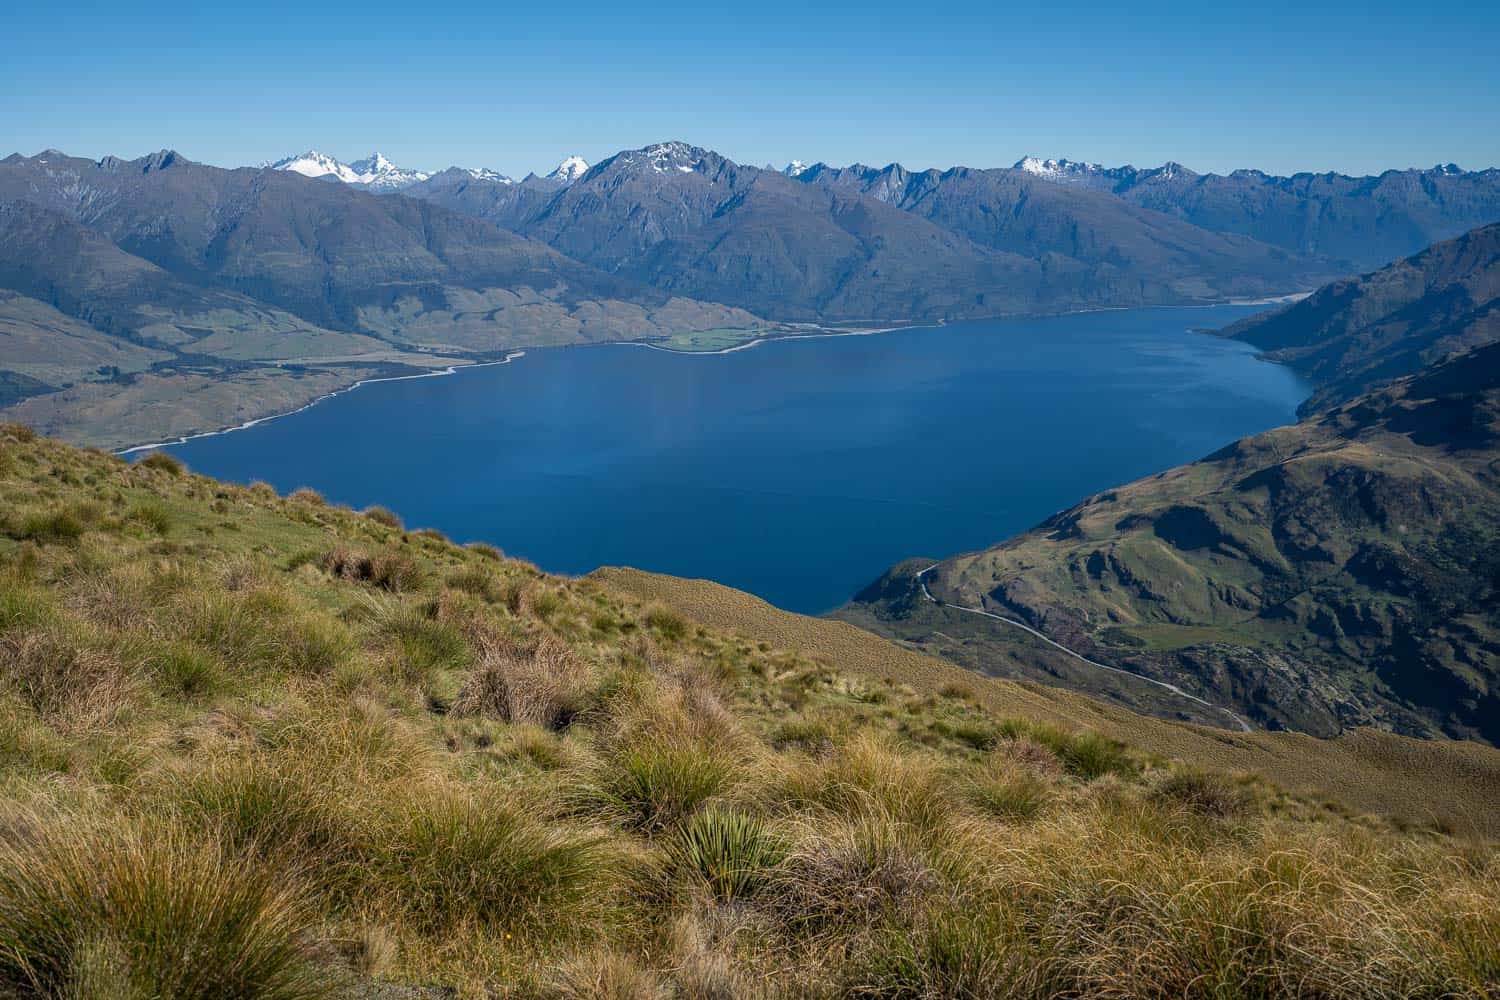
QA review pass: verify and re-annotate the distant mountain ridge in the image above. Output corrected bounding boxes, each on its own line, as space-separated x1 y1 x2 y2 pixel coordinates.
1009 156 1500 269
402 140 1336 321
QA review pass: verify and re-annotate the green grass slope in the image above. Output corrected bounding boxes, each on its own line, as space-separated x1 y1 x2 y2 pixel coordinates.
1 426 1497 997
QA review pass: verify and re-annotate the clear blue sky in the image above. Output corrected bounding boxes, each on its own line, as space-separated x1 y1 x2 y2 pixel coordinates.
4 1 1496 177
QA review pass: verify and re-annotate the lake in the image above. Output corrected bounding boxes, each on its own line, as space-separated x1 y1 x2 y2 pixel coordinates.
163 305 1309 613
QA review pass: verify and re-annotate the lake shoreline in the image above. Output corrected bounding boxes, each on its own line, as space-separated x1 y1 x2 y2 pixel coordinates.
117 292 1305 454
117 352 527 456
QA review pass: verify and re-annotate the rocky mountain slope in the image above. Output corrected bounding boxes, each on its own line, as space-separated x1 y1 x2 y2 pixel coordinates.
848 341 1500 742
0 423 1496 997
1223 222 1500 411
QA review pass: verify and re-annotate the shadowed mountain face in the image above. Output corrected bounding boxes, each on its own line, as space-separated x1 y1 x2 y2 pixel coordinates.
403 142 1334 320
1110 165 1500 271
1005 158 1500 271
1223 222 1500 412
849 341 1500 743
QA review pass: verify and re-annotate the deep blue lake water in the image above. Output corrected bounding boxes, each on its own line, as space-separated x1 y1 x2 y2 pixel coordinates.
164 305 1308 613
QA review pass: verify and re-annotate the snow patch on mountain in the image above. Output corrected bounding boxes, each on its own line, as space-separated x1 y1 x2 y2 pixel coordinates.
783 160 811 176
268 151 430 190
548 155 590 184
1015 157 1109 184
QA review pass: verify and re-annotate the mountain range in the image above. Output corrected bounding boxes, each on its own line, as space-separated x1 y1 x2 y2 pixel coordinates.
844 225 1500 743
1 140 1498 449
268 145 1500 276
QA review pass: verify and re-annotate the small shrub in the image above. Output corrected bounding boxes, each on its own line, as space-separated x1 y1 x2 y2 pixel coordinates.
667 806 785 901
467 541 504 561
137 451 185 476
361 505 402 529
0 823 329 1000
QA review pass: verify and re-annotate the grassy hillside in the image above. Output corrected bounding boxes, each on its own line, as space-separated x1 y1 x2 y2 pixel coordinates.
849 343 1500 744
2 425 1497 997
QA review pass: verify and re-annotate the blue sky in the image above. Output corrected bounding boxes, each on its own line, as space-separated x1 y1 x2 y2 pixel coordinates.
3 1 1496 177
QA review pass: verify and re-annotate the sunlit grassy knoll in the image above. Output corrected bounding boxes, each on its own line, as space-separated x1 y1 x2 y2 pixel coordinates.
0 425 1497 998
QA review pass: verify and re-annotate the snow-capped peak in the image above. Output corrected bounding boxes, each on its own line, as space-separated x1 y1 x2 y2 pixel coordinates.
1014 157 1106 183
547 155 590 184
458 166 513 183
782 160 811 177
270 151 365 185
268 150 430 191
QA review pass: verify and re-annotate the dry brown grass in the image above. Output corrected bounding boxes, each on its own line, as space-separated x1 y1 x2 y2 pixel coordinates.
452 636 594 730
0 433 1497 998
594 567 1500 839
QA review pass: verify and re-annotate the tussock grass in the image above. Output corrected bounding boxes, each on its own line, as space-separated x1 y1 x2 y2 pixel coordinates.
10 505 90 545
361 505 403 529
136 451 185 476
453 636 594 729
371 789 610 936
774 809 939 932
0 433 1497 995
288 487 326 506
966 758 1052 821
0 625 133 728
321 545 423 592
0 819 328 1000
127 498 174 535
